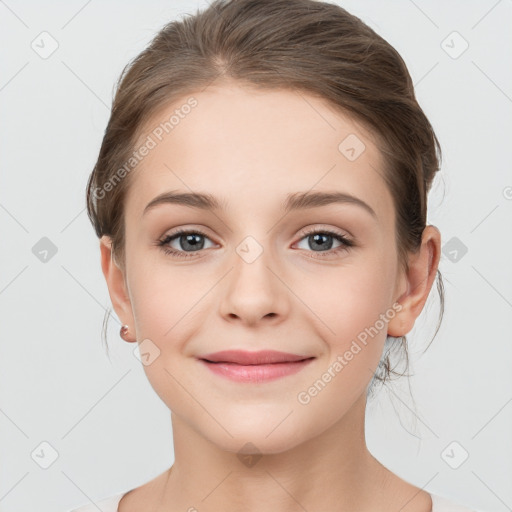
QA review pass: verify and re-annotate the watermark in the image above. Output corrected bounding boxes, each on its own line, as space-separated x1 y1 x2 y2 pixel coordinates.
31 441 59 469
440 440 469 469
236 235 264 263
237 441 263 468
32 236 58 263
338 133 366 161
31 31 59 59
442 236 468 263
93 96 198 200
440 31 469 60
297 302 402 405
133 338 161 366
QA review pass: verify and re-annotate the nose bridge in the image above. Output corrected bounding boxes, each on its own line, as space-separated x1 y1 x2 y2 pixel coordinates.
219 232 288 324
231 232 278 296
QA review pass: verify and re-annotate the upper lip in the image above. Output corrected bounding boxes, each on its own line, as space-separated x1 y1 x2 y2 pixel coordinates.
199 350 314 365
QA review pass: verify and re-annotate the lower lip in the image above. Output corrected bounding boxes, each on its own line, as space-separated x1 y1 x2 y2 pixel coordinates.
199 358 314 383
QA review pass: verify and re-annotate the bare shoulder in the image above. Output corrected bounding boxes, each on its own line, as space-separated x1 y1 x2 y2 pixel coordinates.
394 486 433 512
117 468 170 511
370 461 433 512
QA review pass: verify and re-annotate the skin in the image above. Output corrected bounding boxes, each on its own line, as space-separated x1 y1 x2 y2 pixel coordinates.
100 81 441 512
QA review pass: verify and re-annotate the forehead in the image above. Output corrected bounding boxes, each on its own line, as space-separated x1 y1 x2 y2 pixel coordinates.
126 83 392 223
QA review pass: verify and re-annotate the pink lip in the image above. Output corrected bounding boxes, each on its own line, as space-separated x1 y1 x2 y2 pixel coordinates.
198 350 315 383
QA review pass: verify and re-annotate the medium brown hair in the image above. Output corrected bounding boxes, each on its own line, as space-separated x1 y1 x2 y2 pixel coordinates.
86 0 445 397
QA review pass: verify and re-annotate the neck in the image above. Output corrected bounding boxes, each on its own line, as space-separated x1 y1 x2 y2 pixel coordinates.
160 392 404 512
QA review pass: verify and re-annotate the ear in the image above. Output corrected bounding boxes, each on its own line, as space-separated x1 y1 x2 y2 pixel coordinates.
387 225 441 337
99 235 135 329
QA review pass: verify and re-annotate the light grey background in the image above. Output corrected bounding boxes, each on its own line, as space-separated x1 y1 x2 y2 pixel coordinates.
0 1 511 511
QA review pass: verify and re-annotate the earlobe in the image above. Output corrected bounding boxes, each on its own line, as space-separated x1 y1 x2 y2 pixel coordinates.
387 225 441 337
99 235 135 329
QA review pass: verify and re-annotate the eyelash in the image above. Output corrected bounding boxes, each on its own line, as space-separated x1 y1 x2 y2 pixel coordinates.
156 227 354 260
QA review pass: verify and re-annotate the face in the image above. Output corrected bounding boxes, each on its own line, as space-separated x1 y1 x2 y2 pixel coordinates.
102 82 424 454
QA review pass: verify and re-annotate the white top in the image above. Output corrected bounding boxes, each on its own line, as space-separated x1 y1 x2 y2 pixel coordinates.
67 491 479 511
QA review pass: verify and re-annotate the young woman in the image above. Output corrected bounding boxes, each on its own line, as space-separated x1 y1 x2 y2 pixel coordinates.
69 0 477 510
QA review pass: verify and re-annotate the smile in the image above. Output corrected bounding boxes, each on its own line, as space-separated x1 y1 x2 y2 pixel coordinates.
198 356 315 383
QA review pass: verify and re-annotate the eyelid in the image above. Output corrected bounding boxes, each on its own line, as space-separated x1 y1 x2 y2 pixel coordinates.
160 224 351 245
161 225 216 241
297 224 348 236
157 224 354 261
161 226 217 246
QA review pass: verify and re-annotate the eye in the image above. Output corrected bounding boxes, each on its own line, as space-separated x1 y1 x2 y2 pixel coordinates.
157 228 216 258
156 226 354 260
294 227 354 259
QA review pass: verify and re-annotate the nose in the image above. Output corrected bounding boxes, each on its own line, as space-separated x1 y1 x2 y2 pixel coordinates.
218 243 290 327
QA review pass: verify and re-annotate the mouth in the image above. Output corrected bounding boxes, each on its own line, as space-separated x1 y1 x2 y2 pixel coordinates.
199 349 314 365
197 350 315 383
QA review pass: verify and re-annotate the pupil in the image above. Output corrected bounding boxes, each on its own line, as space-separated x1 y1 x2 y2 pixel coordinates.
177 233 334 252
182 234 203 251
310 233 332 251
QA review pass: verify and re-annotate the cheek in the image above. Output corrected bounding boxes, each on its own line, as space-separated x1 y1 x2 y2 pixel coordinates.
125 259 206 413
292 261 395 406
127 249 207 339
294 259 394 345
291 267 393 421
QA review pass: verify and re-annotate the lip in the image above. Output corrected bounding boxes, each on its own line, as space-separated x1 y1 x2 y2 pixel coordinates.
198 350 315 383
200 349 312 365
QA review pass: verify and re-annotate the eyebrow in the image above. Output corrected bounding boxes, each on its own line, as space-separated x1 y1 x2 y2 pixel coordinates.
142 190 377 218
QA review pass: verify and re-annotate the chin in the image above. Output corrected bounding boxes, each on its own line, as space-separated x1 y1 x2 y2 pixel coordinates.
203 415 311 456
214 433 305 457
